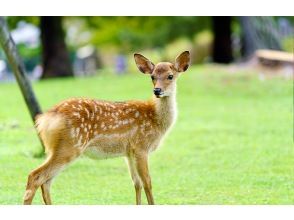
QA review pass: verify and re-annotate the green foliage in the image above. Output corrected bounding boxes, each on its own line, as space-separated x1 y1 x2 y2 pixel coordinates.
164 38 193 60
192 30 213 63
6 16 39 29
281 37 294 52
17 44 41 71
0 65 292 204
85 17 210 52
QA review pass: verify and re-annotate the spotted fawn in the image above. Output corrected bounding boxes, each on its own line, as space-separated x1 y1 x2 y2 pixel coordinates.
23 51 190 205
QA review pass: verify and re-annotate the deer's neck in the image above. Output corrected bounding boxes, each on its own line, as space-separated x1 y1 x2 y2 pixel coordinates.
154 86 177 132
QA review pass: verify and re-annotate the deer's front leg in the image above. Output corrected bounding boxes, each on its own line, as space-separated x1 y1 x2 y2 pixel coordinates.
126 156 142 205
134 153 154 205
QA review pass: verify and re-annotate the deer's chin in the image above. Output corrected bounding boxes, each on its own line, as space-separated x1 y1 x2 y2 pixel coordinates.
155 94 163 98
156 92 172 98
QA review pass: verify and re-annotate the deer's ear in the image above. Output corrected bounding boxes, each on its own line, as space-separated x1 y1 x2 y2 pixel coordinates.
134 53 155 74
175 51 190 72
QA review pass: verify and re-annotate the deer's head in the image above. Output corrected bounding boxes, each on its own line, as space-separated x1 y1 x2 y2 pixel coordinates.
134 51 190 98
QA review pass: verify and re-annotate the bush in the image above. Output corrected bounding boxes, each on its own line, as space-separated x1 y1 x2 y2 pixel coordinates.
192 30 213 64
282 37 294 53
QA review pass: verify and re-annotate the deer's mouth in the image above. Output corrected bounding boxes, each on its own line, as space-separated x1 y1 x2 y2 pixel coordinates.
155 92 164 98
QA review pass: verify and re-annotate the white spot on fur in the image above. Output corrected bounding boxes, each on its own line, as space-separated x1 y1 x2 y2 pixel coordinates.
71 128 75 138
76 127 80 135
135 111 140 118
73 112 80 118
85 108 90 118
74 135 83 147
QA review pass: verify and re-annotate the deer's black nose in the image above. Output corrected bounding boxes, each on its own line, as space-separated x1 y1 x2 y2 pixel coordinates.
153 88 162 96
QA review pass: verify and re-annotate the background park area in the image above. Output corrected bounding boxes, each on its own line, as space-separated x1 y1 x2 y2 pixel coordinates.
0 16 293 204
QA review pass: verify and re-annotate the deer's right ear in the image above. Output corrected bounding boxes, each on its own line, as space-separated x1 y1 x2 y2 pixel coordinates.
134 53 155 74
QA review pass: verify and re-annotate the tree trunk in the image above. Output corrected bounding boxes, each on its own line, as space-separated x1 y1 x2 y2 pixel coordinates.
212 16 233 63
40 16 73 78
0 17 42 120
0 17 44 153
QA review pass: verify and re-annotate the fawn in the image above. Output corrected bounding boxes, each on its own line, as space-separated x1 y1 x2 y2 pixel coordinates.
23 51 190 205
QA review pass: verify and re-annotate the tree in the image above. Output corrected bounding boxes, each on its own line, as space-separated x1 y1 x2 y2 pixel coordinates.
40 16 73 78
0 17 44 152
212 16 233 63
239 16 282 59
86 16 210 52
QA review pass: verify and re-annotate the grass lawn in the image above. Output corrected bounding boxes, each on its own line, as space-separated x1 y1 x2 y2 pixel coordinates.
0 65 293 204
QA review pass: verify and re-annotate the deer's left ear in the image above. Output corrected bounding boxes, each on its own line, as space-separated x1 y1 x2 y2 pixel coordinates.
175 51 190 72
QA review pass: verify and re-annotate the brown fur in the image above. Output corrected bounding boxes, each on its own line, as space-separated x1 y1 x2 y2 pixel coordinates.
23 51 190 205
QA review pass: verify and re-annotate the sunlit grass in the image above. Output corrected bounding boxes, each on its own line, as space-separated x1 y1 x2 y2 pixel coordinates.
0 65 293 204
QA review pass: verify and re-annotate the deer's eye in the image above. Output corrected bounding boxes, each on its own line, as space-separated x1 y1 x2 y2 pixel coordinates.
151 75 155 80
167 74 173 80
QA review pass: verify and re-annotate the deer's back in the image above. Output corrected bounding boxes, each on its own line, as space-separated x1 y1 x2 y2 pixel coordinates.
37 98 164 158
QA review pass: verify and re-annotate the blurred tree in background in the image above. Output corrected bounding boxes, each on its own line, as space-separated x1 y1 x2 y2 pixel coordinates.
7 16 73 78
239 17 282 58
4 16 293 79
40 17 73 78
83 17 210 51
212 16 233 63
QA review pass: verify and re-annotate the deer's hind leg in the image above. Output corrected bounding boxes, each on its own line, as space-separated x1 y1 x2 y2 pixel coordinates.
23 144 82 205
41 178 52 205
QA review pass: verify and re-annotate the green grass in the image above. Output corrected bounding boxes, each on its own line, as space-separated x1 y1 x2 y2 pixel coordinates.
0 65 293 204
